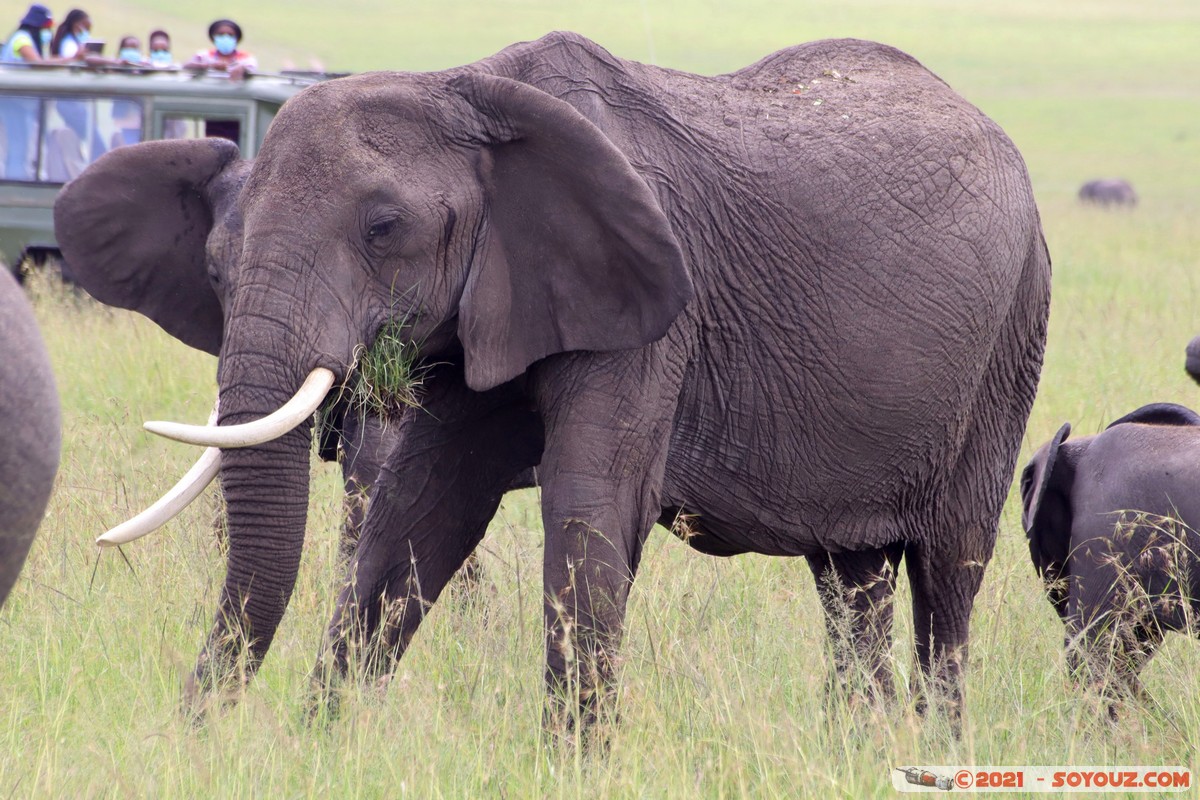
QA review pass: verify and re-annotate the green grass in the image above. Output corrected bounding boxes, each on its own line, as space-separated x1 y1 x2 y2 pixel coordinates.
335 318 427 420
3 1 1200 796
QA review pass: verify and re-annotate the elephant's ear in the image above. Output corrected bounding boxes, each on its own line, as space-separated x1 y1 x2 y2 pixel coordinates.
53 138 242 356
1020 422 1076 616
448 73 693 391
1106 402 1200 429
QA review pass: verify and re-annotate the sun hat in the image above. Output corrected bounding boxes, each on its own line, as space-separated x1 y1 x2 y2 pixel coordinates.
20 4 54 28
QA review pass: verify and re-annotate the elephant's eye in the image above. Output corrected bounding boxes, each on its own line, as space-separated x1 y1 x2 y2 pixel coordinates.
366 219 397 242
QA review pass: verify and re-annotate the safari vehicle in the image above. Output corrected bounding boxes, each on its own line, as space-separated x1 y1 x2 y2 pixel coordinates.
0 63 342 275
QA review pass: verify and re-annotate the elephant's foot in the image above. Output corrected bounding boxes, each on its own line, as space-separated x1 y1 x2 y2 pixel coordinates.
181 660 252 726
541 681 619 757
909 649 966 737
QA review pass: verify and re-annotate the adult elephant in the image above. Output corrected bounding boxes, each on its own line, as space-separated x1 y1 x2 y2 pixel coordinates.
0 268 61 607
55 33 1051 729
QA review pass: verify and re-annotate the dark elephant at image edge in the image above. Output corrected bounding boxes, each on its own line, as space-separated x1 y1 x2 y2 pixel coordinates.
53 33 1051 728
1021 403 1200 702
0 269 61 607
1184 335 1200 384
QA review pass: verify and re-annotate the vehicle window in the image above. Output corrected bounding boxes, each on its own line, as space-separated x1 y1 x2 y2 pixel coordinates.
0 96 42 181
162 114 241 146
34 96 144 183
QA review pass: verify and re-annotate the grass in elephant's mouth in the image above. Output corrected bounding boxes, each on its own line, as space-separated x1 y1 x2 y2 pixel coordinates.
345 319 427 417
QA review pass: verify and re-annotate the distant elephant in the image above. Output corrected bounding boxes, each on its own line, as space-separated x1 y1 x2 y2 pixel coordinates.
1021 403 1200 701
1185 336 1200 384
55 33 1051 730
0 268 61 607
1078 178 1137 208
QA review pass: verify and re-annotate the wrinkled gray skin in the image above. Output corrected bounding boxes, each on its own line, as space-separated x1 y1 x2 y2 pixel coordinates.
54 33 1050 729
1185 336 1200 384
1021 403 1200 706
0 268 61 607
1078 178 1137 208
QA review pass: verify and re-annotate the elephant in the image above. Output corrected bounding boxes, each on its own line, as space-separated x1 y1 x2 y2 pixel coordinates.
54 32 1051 730
1021 403 1200 705
0 267 61 607
1077 178 1137 208
1185 336 1200 384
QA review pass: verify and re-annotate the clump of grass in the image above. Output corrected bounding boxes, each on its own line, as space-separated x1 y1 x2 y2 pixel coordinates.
344 318 428 417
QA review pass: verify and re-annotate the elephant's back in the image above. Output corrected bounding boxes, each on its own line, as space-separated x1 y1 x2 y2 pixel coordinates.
1078 425 1200 521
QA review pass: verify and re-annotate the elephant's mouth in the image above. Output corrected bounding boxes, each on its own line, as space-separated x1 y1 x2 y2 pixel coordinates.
340 318 428 419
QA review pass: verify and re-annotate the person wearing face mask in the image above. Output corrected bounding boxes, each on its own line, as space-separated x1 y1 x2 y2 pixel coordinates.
186 18 256 80
116 35 146 66
147 29 173 68
49 7 90 59
2 4 63 64
1 4 63 179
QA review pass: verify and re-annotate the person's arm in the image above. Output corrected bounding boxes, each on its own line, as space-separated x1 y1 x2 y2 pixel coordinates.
184 49 215 70
11 31 43 62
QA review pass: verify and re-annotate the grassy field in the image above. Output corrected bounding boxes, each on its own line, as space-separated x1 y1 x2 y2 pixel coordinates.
3 1 1200 797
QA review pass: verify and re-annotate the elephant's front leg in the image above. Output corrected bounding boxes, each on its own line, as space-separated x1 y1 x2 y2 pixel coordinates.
313 372 542 703
807 543 905 706
534 350 680 741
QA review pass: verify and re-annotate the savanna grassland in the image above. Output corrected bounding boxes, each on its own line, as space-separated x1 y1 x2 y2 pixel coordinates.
2 1 1199 797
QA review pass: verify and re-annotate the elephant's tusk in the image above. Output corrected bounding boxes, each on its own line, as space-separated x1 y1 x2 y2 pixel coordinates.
98 404 221 547
143 367 336 448
96 447 221 547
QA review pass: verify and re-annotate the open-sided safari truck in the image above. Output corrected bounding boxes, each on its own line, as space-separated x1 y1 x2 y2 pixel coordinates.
0 63 342 277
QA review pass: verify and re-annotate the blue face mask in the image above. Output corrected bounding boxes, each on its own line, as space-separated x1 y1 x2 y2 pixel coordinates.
76 28 90 44
119 47 142 62
39 28 52 47
149 49 171 67
212 34 237 56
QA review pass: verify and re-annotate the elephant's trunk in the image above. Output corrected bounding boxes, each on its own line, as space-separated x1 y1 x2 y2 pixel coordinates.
1186 336 1200 386
190 318 325 697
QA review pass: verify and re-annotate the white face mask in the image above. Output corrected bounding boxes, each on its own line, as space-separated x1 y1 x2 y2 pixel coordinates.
39 28 52 47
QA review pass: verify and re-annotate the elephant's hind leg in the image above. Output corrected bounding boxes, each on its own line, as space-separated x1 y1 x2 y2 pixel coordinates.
906 244 1048 725
904 540 984 721
807 543 905 707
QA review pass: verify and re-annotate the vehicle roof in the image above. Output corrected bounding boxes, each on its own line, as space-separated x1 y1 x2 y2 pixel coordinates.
0 63 347 104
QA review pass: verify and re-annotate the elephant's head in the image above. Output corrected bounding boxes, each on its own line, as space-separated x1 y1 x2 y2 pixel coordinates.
56 71 692 694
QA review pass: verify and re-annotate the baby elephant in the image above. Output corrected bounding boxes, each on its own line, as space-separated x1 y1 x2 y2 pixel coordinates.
1021 403 1200 701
